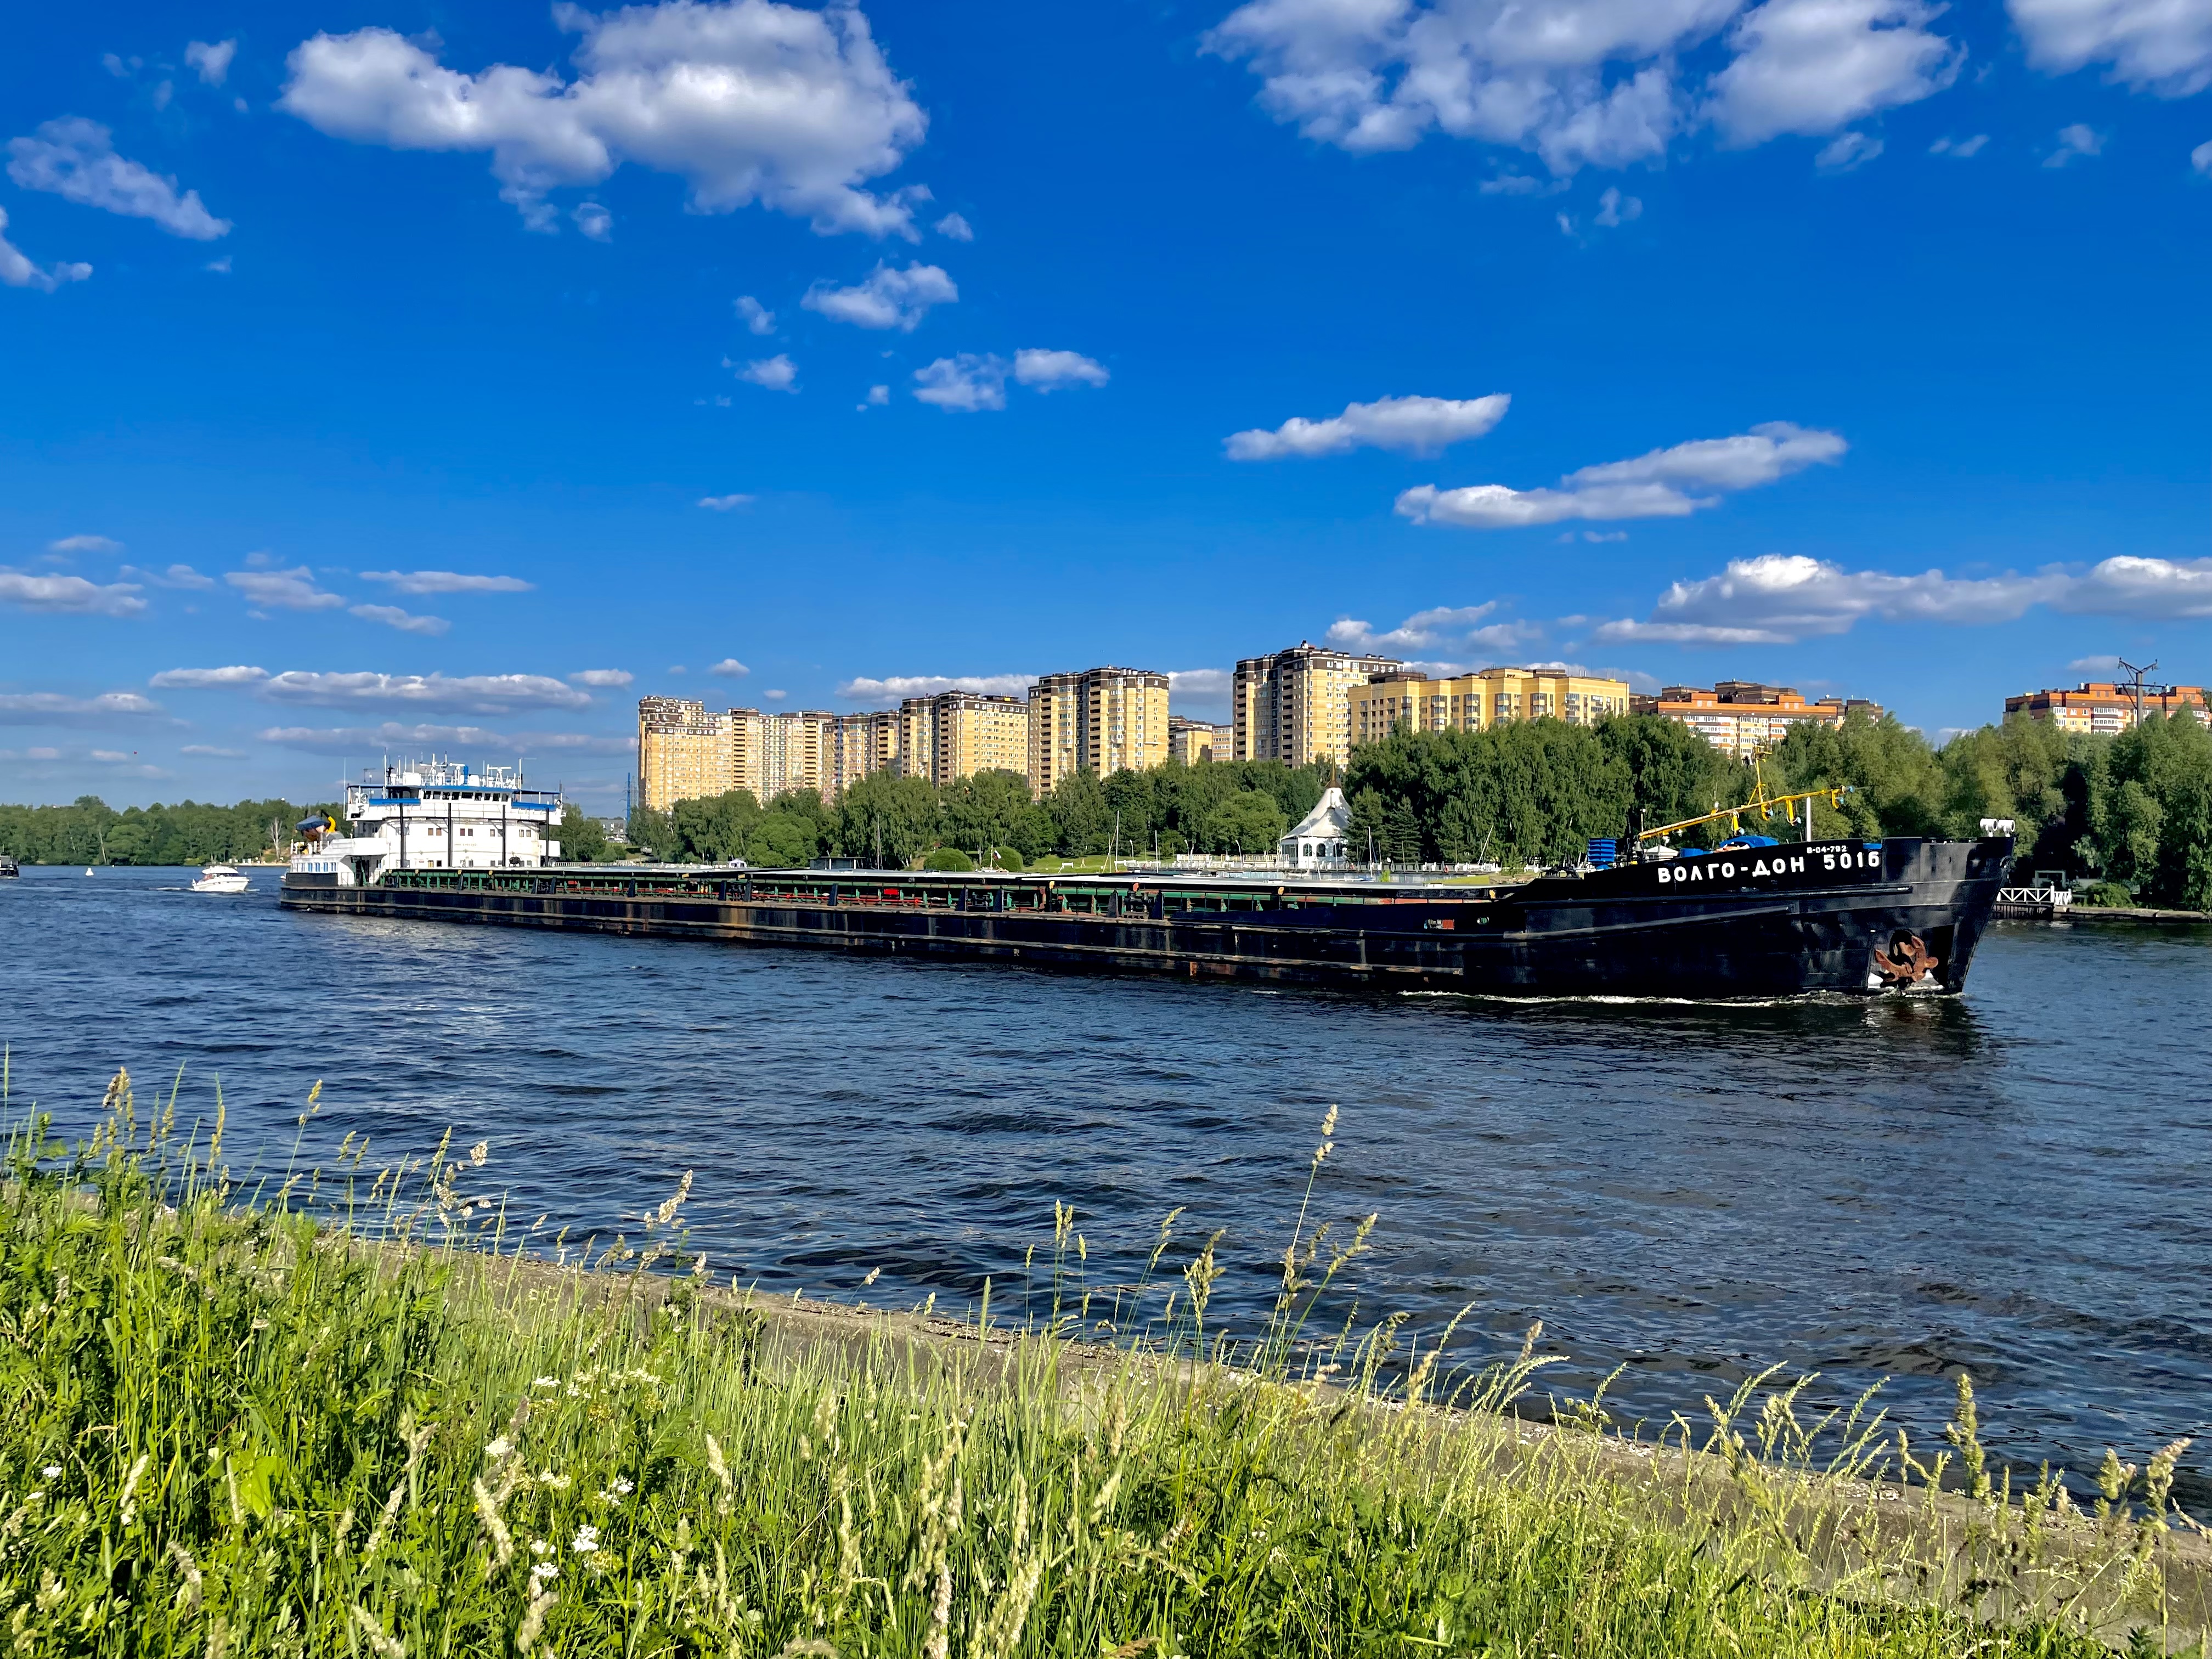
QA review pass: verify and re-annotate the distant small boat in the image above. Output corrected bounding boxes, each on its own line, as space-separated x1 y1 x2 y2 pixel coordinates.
191 864 251 894
0 855 19 880
84 867 94 877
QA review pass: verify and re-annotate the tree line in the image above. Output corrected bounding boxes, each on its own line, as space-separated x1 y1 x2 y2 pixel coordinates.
609 759 1332 870
0 796 318 867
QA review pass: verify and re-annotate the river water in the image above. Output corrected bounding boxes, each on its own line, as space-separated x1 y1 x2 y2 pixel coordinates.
3 865 2205 1498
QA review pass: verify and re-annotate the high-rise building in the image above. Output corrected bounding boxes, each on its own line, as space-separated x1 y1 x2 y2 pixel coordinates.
1168 715 1227 765
831 709 901 795
762 710 838 800
1232 642 1404 769
898 692 1031 786
1348 667 1634 745
1627 681 1882 758
1028 667 1171 796
638 697 740 811
2004 680 2209 733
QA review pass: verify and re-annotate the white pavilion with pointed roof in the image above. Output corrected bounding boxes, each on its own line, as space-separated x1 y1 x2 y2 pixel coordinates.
1280 787 1353 867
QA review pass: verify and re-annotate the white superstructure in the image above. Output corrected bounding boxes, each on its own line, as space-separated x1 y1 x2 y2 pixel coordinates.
289 758 563 888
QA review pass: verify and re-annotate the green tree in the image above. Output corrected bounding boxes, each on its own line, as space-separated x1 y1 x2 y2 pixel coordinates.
940 770 1031 858
1203 790 1288 854
627 805 679 861
833 772 941 868
557 806 610 864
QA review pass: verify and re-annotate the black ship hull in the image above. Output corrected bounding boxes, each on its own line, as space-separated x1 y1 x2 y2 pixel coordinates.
280 836 2011 1001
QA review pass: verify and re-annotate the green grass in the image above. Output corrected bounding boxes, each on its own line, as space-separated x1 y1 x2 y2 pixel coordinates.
0 1073 2195 1657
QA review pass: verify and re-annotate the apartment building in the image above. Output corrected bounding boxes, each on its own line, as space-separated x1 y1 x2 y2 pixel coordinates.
2004 680 2210 733
637 697 741 811
898 691 1031 786
832 709 902 795
1628 681 1882 758
1347 667 1634 744
1233 642 1405 769
1029 666 1171 797
1168 716 1227 765
761 710 838 800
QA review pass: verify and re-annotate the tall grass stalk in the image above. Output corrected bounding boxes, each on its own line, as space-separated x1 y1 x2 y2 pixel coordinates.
0 1075 2198 1657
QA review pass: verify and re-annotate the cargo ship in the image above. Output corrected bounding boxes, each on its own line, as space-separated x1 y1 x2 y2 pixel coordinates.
283 761 2012 1000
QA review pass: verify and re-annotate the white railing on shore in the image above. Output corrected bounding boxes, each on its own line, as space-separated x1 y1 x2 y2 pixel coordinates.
1996 885 2073 909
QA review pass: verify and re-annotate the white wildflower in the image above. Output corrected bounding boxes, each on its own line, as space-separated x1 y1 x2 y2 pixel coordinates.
570 1525 599 1554
41 1465 59 1479
532 1376 557 1389
538 1471 571 1490
529 1561 557 1585
529 1539 550 1557
611 1477 634 1496
484 1437 512 1460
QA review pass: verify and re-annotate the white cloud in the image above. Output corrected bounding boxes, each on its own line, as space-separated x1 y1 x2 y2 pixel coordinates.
1227 392 1510 460
1708 0 1960 144
1594 184 1641 222
698 493 755 509
2068 654 2123 674
1326 602 1541 655
836 672 1032 705
735 353 798 391
912 353 1007 411
361 569 534 594
0 571 146 616
260 720 635 757
187 39 238 86
205 256 232 273
862 383 889 407
735 294 775 334
2044 121 2104 165
802 261 956 329
226 566 345 610
280 4 928 236
1012 348 1109 392
1204 0 1737 172
0 207 92 292
2194 138 2212 173
350 602 450 635
1590 552 2072 643
573 200 613 240
48 533 121 554
5 118 232 240
1815 130 1883 171
933 210 972 239
764 688 788 701
182 743 245 757
122 563 218 590
1399 420 1845 528
1166 668 1233 701
255 672 594 713
710 657 751 677
2056 555 2212 617
568 668 635 686
0 690 163 724
151 665 269 688
2011 0 2212 95
1929 132 1989 155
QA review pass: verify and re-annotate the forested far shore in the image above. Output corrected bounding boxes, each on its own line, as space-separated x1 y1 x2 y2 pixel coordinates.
0 796 330 868
7 709 2210 908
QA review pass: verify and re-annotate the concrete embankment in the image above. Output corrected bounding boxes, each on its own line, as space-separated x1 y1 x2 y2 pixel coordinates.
415 1237 2211 1648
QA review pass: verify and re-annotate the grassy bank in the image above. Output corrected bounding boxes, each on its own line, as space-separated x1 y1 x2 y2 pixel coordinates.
0 1075 2200 1657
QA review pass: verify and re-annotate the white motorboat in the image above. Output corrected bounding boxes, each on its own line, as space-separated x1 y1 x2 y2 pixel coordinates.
191 864 251 894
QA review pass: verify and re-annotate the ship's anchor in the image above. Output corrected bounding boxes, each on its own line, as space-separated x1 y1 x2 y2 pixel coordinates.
1871 930 1940 988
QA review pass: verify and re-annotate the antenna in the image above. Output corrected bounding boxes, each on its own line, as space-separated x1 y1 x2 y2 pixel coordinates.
2118 657 2159 728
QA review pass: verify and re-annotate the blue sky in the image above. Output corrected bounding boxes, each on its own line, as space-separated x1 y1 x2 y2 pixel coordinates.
2 0 2208 810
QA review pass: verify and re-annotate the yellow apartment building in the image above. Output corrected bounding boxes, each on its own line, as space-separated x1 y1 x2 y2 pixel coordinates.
1349 666 1634 745
1029 667 1171 796
899 691 1031 785
1233 642 1406 769
1168 716 1226 765
638 697 741 811
831 709 901 794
